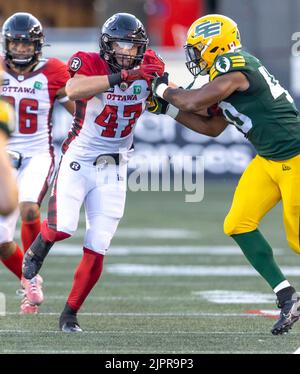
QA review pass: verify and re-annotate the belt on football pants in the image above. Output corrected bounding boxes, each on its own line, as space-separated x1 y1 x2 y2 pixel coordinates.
93 153 123 166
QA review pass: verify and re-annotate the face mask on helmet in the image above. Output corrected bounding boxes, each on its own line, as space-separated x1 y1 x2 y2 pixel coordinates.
2 13 44 68
99 13 148 72
184 43 210 77
6 39 37 66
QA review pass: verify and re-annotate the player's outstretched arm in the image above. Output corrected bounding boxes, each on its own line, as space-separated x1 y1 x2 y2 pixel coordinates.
175 111 228 137
0 131 18 215
154 71 249 113
66 74 110 101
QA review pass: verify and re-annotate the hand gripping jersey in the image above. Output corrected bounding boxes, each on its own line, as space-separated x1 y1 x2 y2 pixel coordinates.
1 59 70 157
63 50 153 161
210 50 300 160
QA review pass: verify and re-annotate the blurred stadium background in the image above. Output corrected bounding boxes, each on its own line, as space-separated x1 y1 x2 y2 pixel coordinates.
2 0 300 354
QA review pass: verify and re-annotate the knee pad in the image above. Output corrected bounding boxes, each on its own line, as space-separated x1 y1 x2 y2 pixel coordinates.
41 219 71 242
223 215 257 236
84 229 113 254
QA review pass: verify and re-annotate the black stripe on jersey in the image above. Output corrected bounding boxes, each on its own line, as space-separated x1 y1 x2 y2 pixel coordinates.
62 100 87 153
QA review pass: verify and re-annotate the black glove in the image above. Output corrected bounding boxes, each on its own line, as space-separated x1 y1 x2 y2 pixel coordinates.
151 72 169 97
147 96 169 115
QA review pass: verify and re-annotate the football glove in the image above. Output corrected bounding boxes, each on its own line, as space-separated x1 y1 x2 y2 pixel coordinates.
147 96 169 115
121 64 161 83
151 72 169 98
142 49 165 77
121 50 165 83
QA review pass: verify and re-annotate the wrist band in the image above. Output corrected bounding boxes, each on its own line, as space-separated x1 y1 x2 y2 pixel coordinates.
108 72 122 88
57 96 69 103
166 104 179 119
156 83 168 98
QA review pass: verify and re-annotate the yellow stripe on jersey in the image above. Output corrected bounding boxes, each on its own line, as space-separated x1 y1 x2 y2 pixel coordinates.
210 55 246 80
230 55 246 67
232 63 246 67
209 66 218 80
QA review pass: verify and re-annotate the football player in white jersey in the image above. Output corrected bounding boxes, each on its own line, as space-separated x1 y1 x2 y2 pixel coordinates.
0 13 75 314
0 60 18 215
23 12 164 331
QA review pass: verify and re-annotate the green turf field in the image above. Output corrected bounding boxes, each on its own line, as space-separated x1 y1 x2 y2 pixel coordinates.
1 180 300 354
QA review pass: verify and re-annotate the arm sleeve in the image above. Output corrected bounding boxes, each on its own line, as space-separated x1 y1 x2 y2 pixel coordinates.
55 60 70 88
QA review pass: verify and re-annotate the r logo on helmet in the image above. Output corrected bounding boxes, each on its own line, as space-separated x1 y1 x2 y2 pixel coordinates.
69 57 82 72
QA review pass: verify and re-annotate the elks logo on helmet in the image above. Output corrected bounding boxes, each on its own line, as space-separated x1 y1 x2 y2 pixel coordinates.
194 20 221 39
184 14 242 77
69 57 82 72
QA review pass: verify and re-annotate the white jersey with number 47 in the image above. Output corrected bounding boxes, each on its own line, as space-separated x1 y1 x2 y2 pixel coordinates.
63 51 153 162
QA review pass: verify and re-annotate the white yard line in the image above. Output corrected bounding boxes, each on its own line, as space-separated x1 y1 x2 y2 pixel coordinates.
47 244 270 256
3 311 263 317
106 264 300 276
14 228 202 240
9 295 204 301
294 347 300 354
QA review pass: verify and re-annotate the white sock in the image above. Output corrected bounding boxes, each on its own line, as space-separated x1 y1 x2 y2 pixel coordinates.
273 280 291 294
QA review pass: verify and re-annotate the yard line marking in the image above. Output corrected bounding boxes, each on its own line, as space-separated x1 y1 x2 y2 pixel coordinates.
9 295 205 301
0 280 243 287
47 244 281 256
194 290 275 304
14 228 202 240
3 311 270 317
106 264 300 276
5 243 284 257
294 347 300 354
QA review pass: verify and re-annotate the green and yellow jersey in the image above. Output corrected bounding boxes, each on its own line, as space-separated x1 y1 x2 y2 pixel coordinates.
209 50 300 160
0 99 14 138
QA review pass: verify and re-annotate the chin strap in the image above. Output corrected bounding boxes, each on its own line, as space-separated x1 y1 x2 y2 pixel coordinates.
186 76 197 89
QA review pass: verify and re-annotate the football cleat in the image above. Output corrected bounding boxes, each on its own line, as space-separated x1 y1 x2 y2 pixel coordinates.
21 274 44 306
59 313 82 333
22 233 53 279
271 293 300 335
20 295 38 314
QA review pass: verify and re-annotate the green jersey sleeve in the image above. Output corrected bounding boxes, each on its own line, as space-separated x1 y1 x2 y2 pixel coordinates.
209 51 250 81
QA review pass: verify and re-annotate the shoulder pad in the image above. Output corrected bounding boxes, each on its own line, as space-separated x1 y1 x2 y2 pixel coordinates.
210 52 246 81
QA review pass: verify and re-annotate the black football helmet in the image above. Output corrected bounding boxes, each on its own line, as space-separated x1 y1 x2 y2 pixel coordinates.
2 12 44 67
100 13 148 72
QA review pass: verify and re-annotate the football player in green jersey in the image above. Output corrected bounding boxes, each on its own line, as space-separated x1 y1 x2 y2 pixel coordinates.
151 14 300 335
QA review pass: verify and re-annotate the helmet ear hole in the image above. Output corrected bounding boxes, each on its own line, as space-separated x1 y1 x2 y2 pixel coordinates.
210 47 219 53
